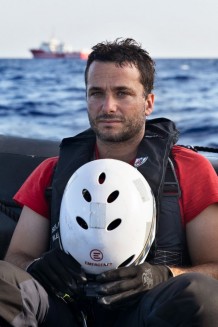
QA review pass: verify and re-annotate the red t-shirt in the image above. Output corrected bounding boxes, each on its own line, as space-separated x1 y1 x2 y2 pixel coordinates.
14 146 218 225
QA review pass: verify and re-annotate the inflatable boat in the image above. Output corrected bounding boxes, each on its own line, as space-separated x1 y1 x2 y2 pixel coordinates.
0 134 218 260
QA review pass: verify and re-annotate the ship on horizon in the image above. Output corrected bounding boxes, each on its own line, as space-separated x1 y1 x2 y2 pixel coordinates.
30 38 90 59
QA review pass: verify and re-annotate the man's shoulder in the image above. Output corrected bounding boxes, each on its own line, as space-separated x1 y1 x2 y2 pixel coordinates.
172 145 217 174
41 156 59 165
172 145 208 161
37 156 59 173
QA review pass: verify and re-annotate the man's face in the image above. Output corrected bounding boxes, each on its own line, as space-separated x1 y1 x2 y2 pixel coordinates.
86 61 154 143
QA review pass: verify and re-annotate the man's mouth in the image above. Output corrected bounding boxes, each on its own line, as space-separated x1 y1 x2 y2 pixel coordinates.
96 115 124 123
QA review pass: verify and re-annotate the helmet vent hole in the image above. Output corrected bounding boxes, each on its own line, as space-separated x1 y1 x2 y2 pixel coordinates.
118 255 135 268
107 218 122 231
76 216 88 230
98 172 106 184
82 189 92 202
107 190 119 203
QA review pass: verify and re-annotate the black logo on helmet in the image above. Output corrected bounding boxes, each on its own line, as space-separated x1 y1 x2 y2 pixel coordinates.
90 249 103 261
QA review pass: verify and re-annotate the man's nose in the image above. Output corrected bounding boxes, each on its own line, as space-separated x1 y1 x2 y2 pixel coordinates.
101 95 117 113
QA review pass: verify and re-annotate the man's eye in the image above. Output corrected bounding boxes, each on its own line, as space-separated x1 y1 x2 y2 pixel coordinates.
90 92 103 97
117 91 129 97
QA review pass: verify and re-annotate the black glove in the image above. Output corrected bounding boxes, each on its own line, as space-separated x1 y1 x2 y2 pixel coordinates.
96 262 173 309
27 248 87 301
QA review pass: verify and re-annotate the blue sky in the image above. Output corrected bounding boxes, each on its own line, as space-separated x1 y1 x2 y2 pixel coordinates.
1 0 218 58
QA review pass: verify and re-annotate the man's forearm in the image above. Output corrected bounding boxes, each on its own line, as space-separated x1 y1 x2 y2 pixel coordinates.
170 263 218 279
4 252 35 270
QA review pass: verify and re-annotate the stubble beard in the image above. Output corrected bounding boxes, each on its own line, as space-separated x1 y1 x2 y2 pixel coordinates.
88 113 145 143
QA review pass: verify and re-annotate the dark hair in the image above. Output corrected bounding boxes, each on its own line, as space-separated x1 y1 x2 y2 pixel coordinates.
85 38 155 94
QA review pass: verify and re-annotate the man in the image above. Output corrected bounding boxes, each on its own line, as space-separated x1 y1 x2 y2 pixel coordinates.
1 38 218 327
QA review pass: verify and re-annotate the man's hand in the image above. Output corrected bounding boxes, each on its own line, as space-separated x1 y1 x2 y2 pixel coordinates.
27 248 87 301
96 262 172 309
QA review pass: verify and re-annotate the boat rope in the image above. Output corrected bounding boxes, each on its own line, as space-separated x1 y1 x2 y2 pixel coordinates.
194 146 218 153
0 201 20 222
179 145 218 154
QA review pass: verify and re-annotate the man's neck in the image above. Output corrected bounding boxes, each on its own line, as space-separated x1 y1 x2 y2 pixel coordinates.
96 136 143 163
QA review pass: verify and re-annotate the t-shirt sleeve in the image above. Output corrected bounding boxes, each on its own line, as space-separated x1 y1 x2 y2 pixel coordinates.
173 146 218 224
13 156 59 219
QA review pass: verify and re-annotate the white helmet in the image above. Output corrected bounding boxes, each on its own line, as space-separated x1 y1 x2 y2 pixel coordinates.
59 159 156 274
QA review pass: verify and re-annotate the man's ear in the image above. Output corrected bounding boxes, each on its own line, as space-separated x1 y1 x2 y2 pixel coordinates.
145 93 154 117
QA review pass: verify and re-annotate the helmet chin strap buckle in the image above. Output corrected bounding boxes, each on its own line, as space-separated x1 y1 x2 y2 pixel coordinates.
55 291 74 304
56 292 88 327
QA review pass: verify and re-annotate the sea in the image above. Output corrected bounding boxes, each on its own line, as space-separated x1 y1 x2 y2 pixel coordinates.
0 58 218 148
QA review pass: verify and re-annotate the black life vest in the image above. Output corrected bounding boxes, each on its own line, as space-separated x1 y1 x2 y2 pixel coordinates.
50 118 191 267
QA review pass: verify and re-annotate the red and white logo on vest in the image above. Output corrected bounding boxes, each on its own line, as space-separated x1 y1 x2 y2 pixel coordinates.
134 157 148 168
90 249 103 261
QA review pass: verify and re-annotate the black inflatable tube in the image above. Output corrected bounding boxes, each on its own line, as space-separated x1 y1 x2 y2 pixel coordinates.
0 135 59 259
